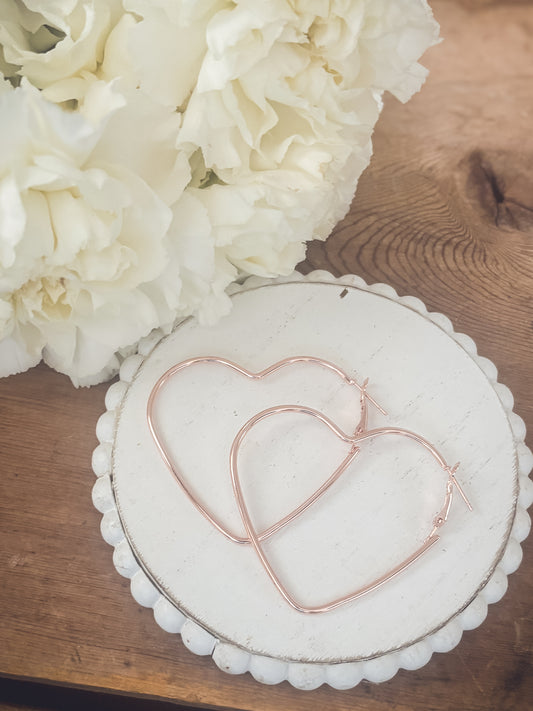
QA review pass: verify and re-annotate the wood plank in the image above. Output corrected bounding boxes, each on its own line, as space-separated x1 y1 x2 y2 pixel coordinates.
1 1 532 710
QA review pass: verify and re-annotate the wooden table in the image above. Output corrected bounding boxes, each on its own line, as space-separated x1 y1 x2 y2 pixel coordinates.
1 1 532 709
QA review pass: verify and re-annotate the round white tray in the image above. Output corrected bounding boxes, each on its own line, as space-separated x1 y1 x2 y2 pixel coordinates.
92 271 532 690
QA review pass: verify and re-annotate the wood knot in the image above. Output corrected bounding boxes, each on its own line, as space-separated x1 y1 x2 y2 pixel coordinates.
465 150 533 232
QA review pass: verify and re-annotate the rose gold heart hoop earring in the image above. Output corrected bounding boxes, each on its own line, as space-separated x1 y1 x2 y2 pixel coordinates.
147 355 472 613
229 403 472 614
147 356 384 545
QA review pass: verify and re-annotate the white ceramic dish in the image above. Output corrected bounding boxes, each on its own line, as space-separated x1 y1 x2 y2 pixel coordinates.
92 271 532 690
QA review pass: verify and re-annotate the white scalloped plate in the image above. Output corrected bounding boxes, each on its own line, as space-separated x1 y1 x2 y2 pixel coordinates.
92 271 532 690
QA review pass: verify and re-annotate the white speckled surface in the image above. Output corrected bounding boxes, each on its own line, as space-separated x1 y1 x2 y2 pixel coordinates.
92 272 532 688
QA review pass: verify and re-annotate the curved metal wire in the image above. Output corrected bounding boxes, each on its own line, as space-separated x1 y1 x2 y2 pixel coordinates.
147 355 472 613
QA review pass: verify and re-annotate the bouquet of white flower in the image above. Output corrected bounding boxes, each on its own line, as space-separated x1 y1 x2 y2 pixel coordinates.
0 0 438 385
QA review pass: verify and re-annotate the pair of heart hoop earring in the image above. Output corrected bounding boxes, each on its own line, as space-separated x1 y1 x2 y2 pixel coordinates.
147 355 473 614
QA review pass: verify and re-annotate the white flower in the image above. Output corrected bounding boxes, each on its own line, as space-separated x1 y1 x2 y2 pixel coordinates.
0 82 183 385
0 0 439 384
0 1 123 100
80 79 190 205
101 0 227 108
176 0 434 278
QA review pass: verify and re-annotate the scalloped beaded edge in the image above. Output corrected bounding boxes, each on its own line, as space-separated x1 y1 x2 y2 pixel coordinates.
91 270 533 691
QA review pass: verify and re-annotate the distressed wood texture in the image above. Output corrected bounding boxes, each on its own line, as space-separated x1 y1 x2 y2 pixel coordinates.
1 1 532 710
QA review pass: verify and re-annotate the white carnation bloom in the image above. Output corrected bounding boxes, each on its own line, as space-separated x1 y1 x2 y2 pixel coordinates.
0 0 439 384
176 0 437 280
79 79 190 205
0 82 183 385
0 0 122 100
104 0 229 108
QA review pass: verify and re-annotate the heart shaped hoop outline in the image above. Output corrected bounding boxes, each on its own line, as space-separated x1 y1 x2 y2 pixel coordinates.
230 405 473 614
147 355 472 613
147 356 384 545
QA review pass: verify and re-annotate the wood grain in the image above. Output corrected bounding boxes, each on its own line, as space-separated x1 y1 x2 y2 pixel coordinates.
1 1 532 710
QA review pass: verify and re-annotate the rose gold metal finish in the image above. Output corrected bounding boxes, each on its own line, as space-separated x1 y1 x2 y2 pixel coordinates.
146 355 473 613
229 405 472 614
147 356 382 544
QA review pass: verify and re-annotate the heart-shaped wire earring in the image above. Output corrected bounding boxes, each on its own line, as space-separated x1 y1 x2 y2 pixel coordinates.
229 403 472 614
147 354 472 613
147 356 384 545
